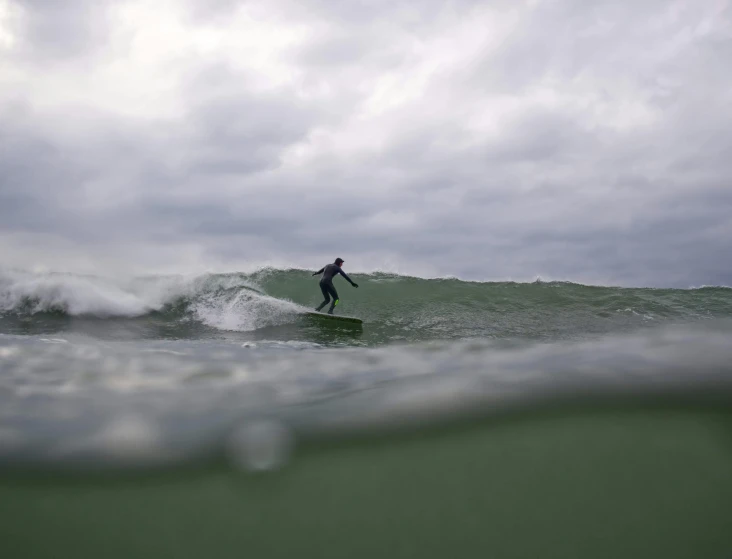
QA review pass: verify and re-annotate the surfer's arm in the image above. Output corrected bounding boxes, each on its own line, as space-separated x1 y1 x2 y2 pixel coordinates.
339 269 359 287
312 268 325 276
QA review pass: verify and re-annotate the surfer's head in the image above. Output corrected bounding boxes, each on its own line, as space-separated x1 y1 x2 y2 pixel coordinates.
334 258 344 267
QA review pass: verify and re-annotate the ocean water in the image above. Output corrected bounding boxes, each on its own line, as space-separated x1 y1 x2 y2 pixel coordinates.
3 267 732 344
1 268 731 558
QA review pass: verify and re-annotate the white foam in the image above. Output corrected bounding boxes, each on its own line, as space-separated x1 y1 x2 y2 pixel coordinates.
0 270 164 317
0 268 318 332
190 283 303 332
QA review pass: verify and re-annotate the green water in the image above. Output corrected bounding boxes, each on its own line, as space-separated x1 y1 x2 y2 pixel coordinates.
257 270 732 344
2 402 731 559
3 269 730 345
2 270 732 558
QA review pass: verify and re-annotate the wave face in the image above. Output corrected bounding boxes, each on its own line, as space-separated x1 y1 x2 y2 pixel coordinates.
1 268 731 345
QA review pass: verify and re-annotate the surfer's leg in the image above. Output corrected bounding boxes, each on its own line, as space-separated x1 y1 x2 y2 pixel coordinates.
326 284 339 314
315 283 331 311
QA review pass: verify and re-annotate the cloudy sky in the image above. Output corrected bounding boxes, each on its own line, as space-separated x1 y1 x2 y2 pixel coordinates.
0 0 730 286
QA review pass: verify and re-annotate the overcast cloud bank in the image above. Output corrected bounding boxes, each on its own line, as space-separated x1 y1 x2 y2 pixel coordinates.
1 0 731 286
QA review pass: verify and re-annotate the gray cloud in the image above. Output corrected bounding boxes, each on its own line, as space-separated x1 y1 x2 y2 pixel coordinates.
0 0 731 286
10 0 113 61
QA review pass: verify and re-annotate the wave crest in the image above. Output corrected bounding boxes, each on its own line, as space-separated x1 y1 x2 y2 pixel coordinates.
0 270 302 332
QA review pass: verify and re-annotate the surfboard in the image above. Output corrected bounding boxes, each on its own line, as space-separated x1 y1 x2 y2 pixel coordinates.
304 311 363 324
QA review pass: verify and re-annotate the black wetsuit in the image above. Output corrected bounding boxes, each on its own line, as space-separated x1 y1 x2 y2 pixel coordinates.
314 264 357 313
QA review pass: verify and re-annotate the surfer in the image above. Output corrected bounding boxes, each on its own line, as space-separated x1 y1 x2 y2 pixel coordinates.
312 258 359 314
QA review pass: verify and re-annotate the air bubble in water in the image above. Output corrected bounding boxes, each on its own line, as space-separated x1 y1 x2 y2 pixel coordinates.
227 420 293 472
